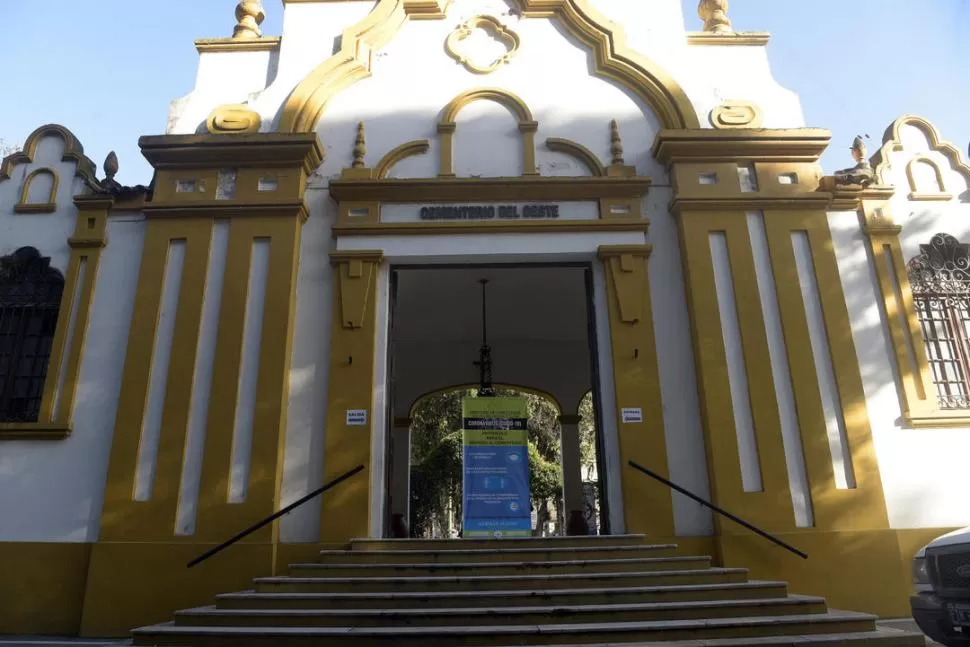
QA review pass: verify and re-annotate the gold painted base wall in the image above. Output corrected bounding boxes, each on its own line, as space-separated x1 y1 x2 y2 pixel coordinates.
0 530 953 637
0 542 91 635
79 542 275 637
718 528 956 618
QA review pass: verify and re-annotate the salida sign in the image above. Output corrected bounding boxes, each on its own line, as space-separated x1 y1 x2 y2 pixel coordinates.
419 204 560 221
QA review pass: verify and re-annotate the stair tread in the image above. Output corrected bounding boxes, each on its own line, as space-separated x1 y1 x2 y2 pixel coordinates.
135 610 876 636
323 544 677 556
350 535 647 544
179 595 825 617
220 580 789 601
296 556 707 569
491 628 926 646
256 567 747 584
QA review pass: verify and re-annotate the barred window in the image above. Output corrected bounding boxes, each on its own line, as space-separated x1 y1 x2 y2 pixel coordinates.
907 233 970 409
0 247 64 422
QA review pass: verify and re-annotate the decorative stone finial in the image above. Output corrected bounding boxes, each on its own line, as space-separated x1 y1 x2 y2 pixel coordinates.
834 135 875 187
352 122 367 169
610 120 625 166
233 1 265 39
698 0 733 33
850 136 867 165
104 151 119 181
94 150 149 198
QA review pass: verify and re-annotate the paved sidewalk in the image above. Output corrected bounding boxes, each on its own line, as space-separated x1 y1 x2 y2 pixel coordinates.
878 619 944 646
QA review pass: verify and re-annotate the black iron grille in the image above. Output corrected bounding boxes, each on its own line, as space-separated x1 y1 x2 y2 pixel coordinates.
937 551 970 591
908 233 970 409
0 247 64 423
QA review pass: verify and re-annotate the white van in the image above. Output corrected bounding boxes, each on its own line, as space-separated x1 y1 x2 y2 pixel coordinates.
912 527 970 646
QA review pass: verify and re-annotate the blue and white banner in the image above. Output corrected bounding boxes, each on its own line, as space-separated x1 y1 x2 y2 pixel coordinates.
462 396 531 538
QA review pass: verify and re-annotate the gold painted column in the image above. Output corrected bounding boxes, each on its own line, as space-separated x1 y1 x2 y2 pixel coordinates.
82 133 322 636
557 414 586 526
598 245 674 537
653 129 904 616
321 250 384 542
842 185 946 426
0 194 110 440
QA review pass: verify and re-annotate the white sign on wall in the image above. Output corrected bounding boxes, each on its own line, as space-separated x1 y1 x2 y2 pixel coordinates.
381 201 599 223
346 409 368 426
621 408 643 424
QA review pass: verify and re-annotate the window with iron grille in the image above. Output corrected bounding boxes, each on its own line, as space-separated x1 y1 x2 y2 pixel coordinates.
0 247 64 422
908 233 970 409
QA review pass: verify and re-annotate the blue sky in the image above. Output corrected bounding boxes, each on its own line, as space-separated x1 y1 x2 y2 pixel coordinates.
1 0 967 185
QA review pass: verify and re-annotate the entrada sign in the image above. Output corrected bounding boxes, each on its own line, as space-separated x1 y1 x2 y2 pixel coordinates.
419 205 561 221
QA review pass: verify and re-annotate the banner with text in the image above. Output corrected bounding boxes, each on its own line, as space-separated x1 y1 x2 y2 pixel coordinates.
462 396 531 538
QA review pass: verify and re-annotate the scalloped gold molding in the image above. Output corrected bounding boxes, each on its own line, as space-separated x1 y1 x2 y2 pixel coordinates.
545 138 606 176
445 15 520 74
710 100 764 129
872 115 970 189
438 88 538 177
278 0 699 133
375 139 430 179
0 124 98 188
687 32 770 46
206 105 263 134
195 37 281 53
15 168 59 213
906 156 953 201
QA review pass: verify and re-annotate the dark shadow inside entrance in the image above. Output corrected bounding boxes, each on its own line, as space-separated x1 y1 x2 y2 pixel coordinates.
383 264 612 538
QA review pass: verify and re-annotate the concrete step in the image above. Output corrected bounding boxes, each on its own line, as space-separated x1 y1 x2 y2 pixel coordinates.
132 610 883 646
0 642 130 647
216 580 790 610
288 555 712 578
495 629 927 646
319 543 679 564
175 595 828 628
348 534 649 552
254 567 750 593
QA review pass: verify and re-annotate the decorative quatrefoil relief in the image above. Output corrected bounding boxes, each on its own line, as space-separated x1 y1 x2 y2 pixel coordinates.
445 15 521 75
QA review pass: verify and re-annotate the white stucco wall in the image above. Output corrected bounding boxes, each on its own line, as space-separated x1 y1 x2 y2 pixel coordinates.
166 0 803 140
830 121 970 530
0 213 144 541
279 190 335 542
312 7 666 183
266 0 758 539
0 135 87 273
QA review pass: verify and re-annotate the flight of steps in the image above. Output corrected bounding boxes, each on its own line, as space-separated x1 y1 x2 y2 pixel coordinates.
132 534 925 646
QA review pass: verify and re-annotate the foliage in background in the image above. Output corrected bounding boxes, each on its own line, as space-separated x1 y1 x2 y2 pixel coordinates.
578 392 598 481
409 387 567 537
0 140 21 159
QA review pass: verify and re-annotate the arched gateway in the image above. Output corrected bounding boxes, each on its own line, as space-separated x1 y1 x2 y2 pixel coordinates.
0 0 967 643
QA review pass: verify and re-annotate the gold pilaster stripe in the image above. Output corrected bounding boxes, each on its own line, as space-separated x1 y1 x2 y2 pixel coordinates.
98 133 321 541
99 218 214 541
869 233 936 414
762 211 888 531
597 245 674 537
855 190 964 427
321 251 384 542
676 214 796 534
1 196 109 440
196 216 302 543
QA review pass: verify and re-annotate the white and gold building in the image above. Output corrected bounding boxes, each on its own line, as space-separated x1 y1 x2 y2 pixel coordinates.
0 0 968 637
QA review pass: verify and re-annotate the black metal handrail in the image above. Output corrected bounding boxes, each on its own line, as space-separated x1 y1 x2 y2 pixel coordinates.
187 464 366 568
628 460 807 560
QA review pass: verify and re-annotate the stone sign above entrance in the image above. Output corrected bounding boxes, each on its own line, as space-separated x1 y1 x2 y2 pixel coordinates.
382 201 599 223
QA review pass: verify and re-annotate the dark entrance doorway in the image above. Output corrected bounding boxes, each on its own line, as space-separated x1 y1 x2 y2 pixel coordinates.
382 263 613 537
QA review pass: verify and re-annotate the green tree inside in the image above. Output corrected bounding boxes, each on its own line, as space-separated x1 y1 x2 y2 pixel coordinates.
409 387 565 538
